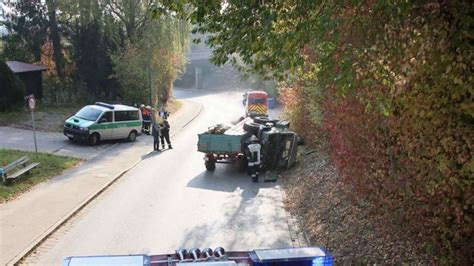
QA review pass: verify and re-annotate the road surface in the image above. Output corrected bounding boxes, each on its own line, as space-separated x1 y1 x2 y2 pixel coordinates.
23 90 293 265
0 126 116 160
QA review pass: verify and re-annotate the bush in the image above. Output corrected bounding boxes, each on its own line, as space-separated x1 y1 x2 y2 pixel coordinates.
0 61 25 111
280 1 473 262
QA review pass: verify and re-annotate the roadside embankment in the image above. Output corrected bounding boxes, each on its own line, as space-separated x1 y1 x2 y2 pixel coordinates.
281 147 434 264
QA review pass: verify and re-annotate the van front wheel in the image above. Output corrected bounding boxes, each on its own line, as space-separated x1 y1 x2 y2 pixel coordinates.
89 133 100 146
128 131 137 142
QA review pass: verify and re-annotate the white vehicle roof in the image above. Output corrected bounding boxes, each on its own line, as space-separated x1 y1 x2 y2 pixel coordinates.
89 103 138 112
112 104 138 111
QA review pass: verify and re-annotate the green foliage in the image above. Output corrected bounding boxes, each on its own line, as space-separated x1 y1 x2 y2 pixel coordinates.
113 14 189 106
0 61 25 111
71 19 119 99
112 43 149 104
1 1 48 62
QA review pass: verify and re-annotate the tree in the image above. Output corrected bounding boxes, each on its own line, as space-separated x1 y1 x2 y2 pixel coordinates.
45 0 65 78
113 14 189 106
1 0 48 62
104 0 154 42
71 19 119 99
112 43 148 104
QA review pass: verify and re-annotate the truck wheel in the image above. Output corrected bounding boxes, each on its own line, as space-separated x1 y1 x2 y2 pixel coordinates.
254 116 278 125
205 160 216 171
89 133 100 146
128 131 137 142
243 122 261 135
68 136 74 141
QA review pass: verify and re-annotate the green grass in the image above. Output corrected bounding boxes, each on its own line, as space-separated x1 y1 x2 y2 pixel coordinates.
168 99 183 114
0 149 81 202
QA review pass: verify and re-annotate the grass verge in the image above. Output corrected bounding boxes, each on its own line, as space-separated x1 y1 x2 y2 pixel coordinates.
0 149 81 202
0 105 82 132
166 99 183 115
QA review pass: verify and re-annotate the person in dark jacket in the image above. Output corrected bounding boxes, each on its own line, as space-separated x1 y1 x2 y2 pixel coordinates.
151 115 160 151
159 119 172 149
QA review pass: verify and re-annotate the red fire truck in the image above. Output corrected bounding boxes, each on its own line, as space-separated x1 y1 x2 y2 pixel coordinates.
245 91 268 117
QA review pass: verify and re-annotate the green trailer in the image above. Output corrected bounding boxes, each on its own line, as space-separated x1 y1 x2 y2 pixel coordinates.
197 132 250 171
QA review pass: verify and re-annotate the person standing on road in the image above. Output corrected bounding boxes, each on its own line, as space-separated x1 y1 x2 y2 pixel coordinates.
159 119 172 149
142 106 152 135
158 106 169 120
151 114 161 151
246 135 262 182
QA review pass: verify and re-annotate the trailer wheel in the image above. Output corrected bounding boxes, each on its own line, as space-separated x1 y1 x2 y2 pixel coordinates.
205 160 216 171
236 155 248 172
243 122 261 135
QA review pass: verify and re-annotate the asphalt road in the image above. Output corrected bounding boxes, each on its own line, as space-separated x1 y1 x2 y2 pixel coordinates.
23 90 292 265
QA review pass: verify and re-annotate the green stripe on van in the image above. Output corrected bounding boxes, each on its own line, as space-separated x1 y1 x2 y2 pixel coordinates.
89 121 141 130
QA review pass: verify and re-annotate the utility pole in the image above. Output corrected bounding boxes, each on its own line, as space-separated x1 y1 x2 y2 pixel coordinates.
195 67 199 90
148 43 152 107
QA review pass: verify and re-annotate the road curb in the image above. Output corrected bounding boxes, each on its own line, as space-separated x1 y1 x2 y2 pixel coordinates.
9 99 203 265
181 102 203 130
279 183 310 248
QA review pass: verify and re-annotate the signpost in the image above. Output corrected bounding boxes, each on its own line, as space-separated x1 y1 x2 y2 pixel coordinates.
25 95 38 153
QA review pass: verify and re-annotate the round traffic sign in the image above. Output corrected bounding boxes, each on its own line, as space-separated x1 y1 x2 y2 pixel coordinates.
28 96 36 110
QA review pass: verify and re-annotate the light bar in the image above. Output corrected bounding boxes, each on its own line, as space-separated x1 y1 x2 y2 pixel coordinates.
95 102 115 109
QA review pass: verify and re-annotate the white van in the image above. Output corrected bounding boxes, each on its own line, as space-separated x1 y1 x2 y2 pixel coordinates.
64 102 142 145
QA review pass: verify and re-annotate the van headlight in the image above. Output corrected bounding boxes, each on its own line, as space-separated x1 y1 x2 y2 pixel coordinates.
79 127 89 131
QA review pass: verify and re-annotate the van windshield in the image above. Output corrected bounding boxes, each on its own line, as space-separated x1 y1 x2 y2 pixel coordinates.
248 98 267 104
75 106 103 121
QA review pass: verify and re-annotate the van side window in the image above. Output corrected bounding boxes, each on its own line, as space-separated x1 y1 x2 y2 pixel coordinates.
128 111 139 120
115 111 138 122
100 111 112 123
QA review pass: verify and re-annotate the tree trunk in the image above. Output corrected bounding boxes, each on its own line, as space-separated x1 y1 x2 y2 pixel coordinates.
46 0 64 78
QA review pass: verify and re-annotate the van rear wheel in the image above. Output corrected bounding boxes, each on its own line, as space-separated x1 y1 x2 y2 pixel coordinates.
128 131 137 142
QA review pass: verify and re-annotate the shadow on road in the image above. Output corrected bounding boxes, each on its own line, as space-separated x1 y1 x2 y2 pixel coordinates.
141 149 170 160
186 165 277 194
67 137 135 147
181 166 290 250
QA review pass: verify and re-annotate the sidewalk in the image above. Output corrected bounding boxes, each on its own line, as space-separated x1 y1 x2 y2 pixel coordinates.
0 100 202 265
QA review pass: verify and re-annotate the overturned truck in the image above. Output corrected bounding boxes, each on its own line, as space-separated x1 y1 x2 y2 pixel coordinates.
197 116 298 180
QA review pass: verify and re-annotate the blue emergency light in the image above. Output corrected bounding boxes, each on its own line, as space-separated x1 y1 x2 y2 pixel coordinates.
95 102 115 109
249 247 333 266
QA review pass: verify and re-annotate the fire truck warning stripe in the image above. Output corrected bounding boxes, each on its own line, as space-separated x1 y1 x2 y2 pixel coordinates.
248 104 267 114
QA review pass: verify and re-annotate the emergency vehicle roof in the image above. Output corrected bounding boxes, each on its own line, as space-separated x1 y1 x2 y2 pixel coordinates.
247 91 268 97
